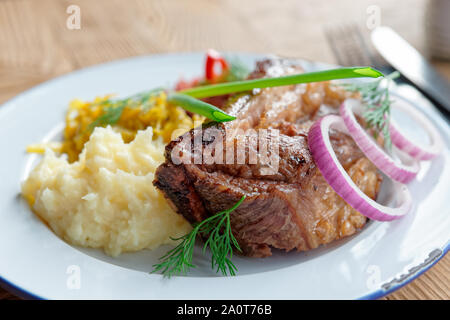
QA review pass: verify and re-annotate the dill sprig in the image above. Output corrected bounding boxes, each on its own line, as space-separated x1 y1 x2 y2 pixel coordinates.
88 99 127 129
152 196 246 278
225 57 250 82
88 88 164 130
339 71 400 149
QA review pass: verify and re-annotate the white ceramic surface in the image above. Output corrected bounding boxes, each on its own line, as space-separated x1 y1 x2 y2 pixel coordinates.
0 53 448 299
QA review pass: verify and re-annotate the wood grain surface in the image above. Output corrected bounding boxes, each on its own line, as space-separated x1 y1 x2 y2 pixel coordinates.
0 0 448 300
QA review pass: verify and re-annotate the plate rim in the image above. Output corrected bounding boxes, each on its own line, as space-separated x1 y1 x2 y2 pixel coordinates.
2 244 448 300
0 52 448 300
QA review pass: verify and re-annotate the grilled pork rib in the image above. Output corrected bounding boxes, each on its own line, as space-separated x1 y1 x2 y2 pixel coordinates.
154 58 382 257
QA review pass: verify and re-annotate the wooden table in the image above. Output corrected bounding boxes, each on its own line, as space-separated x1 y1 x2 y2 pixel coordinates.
0 0 448 300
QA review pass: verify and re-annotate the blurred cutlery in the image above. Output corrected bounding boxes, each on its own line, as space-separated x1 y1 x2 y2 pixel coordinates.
371 26 450 116
324 23 449 119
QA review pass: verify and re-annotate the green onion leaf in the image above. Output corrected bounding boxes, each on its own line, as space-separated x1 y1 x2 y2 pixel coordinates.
179 67 383 99
167 92 236 122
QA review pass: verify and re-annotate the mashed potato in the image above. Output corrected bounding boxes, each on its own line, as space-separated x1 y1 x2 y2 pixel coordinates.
22 126 192 256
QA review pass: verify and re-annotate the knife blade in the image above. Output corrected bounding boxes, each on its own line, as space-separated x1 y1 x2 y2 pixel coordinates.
371 26 450 115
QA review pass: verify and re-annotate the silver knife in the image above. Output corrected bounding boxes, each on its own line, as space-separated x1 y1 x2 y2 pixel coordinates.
371 26 450 114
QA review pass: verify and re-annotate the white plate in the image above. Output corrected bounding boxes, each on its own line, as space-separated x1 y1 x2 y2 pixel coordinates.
0 53 448 300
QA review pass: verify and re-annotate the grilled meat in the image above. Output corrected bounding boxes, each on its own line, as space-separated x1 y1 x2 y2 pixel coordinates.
154 58 382 257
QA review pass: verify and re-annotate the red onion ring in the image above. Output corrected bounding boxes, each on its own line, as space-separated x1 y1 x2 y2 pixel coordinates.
308 115 412 221
389 98 443 160
340 99 420 184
